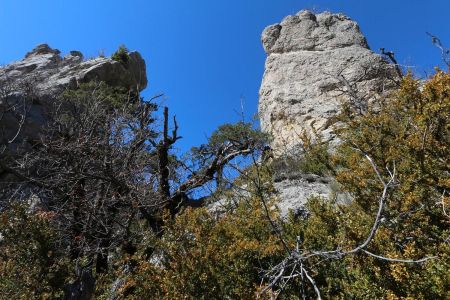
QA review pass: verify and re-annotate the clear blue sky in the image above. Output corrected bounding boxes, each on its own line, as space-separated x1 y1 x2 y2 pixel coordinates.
1 0 448 151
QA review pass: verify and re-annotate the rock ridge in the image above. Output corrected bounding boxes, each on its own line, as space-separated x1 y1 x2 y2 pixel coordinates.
0 44 147 95
262 10 368 55
0 44 148 155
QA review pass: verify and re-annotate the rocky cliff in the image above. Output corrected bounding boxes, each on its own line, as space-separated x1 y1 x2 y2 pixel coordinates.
259 10 398 214
1 12 396 215
1 44 147 95
259 10 396 154
0 44 147 152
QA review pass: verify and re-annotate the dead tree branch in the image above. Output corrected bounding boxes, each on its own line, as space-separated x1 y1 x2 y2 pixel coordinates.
427 32 450 67
260 152 435 298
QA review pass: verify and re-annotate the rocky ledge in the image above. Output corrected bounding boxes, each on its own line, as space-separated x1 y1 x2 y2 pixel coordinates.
0 43 147 95
258 10 399 213
0 44 147 153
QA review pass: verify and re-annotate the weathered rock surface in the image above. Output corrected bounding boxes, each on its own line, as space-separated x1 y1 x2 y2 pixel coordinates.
258 10 398 213
0 44 147 152
273 172 351 217
259 10 396 154
1 44 147 95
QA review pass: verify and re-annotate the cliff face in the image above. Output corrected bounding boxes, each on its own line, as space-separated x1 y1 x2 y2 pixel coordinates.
0 44 147 152
259 10 396 154
1 12 396 215
258 11 398 214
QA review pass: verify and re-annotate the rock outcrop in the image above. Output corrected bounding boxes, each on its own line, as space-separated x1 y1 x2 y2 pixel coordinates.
1 44 147 95
273 171 352 216
258 11 398 214
259 10 396 154
0 44 147 152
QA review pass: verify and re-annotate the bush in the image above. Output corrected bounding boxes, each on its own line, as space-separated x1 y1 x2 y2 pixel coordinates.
114 184 285 299
262 70 450 299
328 71 450 298
272 132 333 177
111 44 130 64
0 204 72 299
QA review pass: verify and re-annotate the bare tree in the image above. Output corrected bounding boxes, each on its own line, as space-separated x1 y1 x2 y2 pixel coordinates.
1 80 267 297
12 86 160 270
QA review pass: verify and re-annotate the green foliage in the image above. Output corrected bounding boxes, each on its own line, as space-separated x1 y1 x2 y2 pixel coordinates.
61 81 138 108
144 207 280 299
189 121 268 190
0 204 72 299
272 133 333 176
319 71 450 299
207 121 268 150
120 165 283 299
260 71 450 299
297 134 332 176
111 44 130 64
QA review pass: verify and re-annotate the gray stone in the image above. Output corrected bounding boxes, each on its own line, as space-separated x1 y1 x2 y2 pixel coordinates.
0 44 147 154
259 10 397 154
258 10 399 212
25 43 61 58
273 172 351 217
64 51 84 63
1 44 147 95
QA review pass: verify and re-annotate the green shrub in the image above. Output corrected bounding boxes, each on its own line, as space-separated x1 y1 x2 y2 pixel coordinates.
61 81 138 107
272 133 333 177
111 44 130 64
297 141 331 176
0 204 72 299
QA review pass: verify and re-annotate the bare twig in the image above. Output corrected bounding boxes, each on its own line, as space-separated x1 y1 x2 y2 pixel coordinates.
260 152 435 298
427 32 450 67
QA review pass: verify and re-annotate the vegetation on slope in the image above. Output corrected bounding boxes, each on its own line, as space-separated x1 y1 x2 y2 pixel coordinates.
0 66 449 299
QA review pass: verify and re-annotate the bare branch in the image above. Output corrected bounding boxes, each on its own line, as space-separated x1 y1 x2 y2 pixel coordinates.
427 32 450 67
260 151 435 298
380 48 403 79
362 250 436 263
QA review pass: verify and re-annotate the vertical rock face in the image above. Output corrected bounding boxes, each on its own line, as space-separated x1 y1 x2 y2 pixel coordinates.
259 10 396 154
258 11 399 215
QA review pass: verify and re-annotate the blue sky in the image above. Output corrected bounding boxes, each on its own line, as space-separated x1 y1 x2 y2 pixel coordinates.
1 0 448 151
